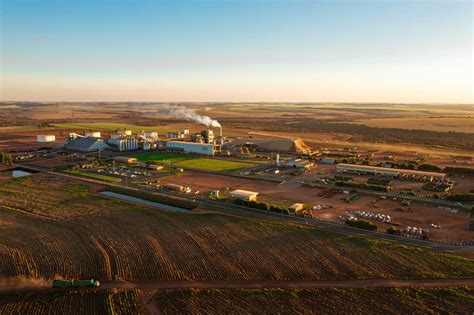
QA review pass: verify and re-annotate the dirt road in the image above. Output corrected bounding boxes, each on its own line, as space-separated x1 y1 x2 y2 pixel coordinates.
2 278 473 293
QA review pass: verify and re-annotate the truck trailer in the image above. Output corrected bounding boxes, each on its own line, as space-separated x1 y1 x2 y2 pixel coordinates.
52 279 100 288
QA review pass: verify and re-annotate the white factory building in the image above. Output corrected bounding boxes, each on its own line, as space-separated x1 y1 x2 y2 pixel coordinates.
85 131 101 138
37 135 56 143
167 141 216 156
117 137 139 152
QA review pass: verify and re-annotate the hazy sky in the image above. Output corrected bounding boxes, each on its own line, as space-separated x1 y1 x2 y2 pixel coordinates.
1 0 472 103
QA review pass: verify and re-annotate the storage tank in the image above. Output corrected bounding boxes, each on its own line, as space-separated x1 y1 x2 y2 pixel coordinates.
85 131 101 138
37 135 56 142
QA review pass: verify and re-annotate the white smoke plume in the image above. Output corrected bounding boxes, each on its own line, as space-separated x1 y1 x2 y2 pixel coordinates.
156 104 221 128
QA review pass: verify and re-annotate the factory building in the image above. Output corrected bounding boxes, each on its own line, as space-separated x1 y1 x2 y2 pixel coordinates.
229 189 259 201
142 131 159 140
166 141 216 156
336 163 446 180
37 135 56 143
85 131 101 138
117 129 132 136
118 137 139 152
284 159 315 169
65 137 110 152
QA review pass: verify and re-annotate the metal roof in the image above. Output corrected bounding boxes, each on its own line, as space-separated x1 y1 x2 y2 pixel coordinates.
66 137 110 152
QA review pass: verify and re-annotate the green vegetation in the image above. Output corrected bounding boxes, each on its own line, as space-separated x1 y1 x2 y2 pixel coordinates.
336 180 390 192
0 151 13 165
446 193 474 203
233 198 290 215
346 219 378 231
418 164 442 172
173 158 255 172
444 166 474 175
64 169 122 182
108 186 197 210
133 152 193 163
387 226 398 235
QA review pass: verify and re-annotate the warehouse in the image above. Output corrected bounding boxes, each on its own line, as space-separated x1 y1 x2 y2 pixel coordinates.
37 135 56 143
284 159 315 169
167 141 215 156
229 189 259 201
65 137 110 152
336 163 446 180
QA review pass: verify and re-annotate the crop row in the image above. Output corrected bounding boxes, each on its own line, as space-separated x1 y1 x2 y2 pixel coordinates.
0 289 141 315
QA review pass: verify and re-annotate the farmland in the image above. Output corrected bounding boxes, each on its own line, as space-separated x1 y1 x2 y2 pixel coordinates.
0 174 473 284
153 287 474 314
0 289 141 314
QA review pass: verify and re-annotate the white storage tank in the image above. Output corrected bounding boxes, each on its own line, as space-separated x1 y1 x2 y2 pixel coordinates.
37 135 56 143
85 131 101 138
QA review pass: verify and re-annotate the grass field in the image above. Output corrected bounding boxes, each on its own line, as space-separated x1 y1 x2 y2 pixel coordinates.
1 173 473 283
64 169 122 182
153 287 474 314
173 158 255 172
133 152 194 163
134 152 256 172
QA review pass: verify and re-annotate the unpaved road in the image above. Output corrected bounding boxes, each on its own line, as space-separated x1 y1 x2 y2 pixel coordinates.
2 279 473 293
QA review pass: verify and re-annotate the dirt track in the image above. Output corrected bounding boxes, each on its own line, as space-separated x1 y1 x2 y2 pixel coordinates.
102 278 474 290
3 279 472 293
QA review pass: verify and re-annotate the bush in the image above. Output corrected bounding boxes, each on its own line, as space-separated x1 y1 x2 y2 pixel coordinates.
444 167 474 175
336 181 390 192
446 193 474 202
234 199 289 215
418 164 442 172
387 226 398 235
345 219 378 231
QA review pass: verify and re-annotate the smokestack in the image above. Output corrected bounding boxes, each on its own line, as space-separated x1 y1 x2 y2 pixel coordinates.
219 127 223 145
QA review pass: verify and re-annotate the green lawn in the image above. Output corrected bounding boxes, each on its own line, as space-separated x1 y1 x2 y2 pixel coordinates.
64 170 122 182
173 158 255 172
133 152 194 163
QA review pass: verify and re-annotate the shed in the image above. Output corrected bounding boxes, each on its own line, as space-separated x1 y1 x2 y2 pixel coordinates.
229 189 259 201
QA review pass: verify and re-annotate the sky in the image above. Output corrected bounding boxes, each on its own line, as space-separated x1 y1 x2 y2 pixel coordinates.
0 0 472 103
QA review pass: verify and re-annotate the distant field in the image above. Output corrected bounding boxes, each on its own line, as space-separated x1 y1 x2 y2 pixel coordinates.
64 169 122 182
133 152 194 163
52 122 165 132
352 117 474 133
222 103 474 115
173 158 255 172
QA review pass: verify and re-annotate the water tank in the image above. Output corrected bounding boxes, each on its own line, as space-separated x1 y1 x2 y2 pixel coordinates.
37 135 55 142
85 131 101 138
